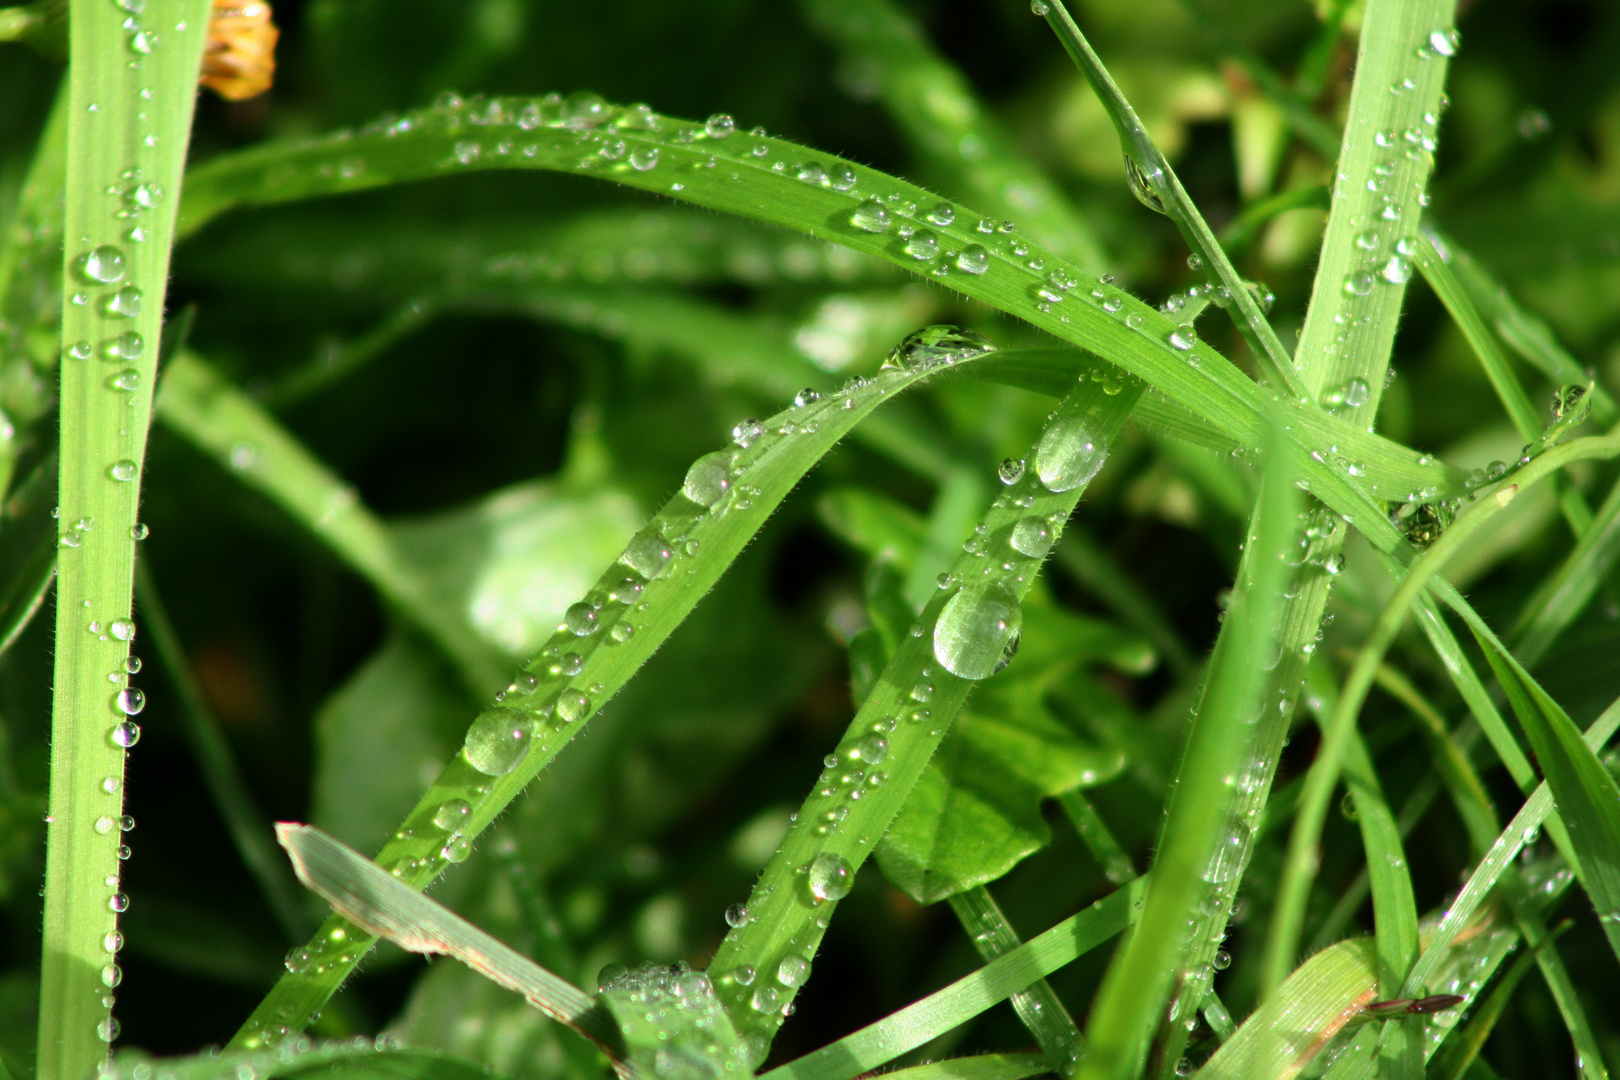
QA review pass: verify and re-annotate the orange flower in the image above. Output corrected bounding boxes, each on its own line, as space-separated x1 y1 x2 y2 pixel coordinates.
200 0 279 101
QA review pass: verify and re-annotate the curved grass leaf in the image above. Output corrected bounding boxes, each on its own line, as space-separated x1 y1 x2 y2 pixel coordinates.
39 3 212 1075
757 880 1146 1080
103 1045 502 1080
869 1054 1051 1080
1427 922 1572 1080
231 334 1053 1047
174 95 1466 510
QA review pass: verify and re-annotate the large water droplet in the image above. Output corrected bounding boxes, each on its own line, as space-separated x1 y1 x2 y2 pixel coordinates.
1035 411 1108 492
108 460 137 482
103 286 142 319
705 114 735 139
725 903 751 928
683 449 735 507
621 529 672 579
433 799 472 831
462 707 531 776
109 720 141 748
565 601 600 636
109 618 135 642
1009 517 1053 558
562 91 609 129
850 198 891 233
1428 27 1459 56
955 244 990 274
776 954 810 987
1167 324 1197 351
115 688 145 715
628 146 660 171
807 853 854 901
884 325 997 370
76 245 126 285
934 582 1023 680
902 230 939 261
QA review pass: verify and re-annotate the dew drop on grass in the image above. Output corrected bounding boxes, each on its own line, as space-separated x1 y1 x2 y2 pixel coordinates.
807 853 854 901
751 987 782 1012
109 618 135 642
1343 271 1374 297
96 1018 120 1043
115 688 144 715
705 113 735 138
95 816 116 835
794 387 821 407
1009 517 1053 559
1035 411 1108 492
75 245 126 284
103 286 142 319
565 602 600 636
285 947 312 974
1167 324 1197 351
109 369 140 392
851 734 888 765
850 198 891 233
108 893 129 913
101 964 122 988
109 721 141 748
955 244 989 274
776 954 810 987
683 449 735 506
796 162 826 185
621 529 672 579
462 707 531 776
902 230 939 260
997 457 1025 484
628 146 659 171
610 622 635 643
733 965 756 986
433 799 472 831
441 836 471 863
556 690 592 723
934 583 1022 680
108 460 137 482
1428 27 1460 56
68 341 92 361
725 903 751 928
1381 255 1412 284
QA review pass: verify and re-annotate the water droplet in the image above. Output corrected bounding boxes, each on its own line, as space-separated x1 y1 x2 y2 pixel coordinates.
115 688 145 715
284 947 312 974
733 965 756 986
75 245 126 285
440 836 472 863
851 734 888 765
628 146 660 171
102 963 122 988
128 29 155 53
683 449 735 507
103 930 124 953
109 369 140 392
796 161 827 185
433 799 471 832
610 622 636 643
885 325 997 369
108 892 129 912
462 707 531 775
807 853 854 901
1213 949 1232 970
1009 517 1053 559
1030 0 1050 13
109 618 135 642
997 457 1025 485
725 904 751 928
556 689 592 723
110 721 141 748
1343 271 1374 297
851 198 891 233
903 230 939 260
107 459 139 483
705 113 735 138
622 529 672 579
1167 324 1197 351
794 387 822 408
955 244 990 274
95 816 116 835
1173 1057 1192 1077
68 340 93 361
130 523 149 541
777 954 810 987
1035 410 1108 492
562 91 608 128
934 582 1022 680
103 286 142 319
97 1018 120 1043
1428 27 1459 56
1380 255 1412 284
751 986 782 1012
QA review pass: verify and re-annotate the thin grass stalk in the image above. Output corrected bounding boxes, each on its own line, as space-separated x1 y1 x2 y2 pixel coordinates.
37 3 210 1075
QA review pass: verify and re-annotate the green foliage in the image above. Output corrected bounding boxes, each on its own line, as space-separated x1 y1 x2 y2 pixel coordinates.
3 0 1620 1078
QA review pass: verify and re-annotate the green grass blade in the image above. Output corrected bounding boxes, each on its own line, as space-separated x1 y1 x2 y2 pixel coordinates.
948 888 1085 1073
1036 0 1307 401
102 1044 499 1080
1264 479 1522 997
274 824 621 1051
1476 645 1620 965
1428 922 1572 1080
709 373 1145 1056
135 562 311 942
1196 939 1379 1080
0 532 55 658
757 881 1146 1080
1056 789 1136 886
1439 232 1617 424
801 0 1107 271
38 2 211 1075
153 350 506 696
869 1054 1052 1080
1401 694 1620 997
232 334 1034 1047
173 96 1468 511
1512 473 1620 667
1076 420 1299 1080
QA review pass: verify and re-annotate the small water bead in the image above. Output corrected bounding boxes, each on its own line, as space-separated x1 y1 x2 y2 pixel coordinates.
903 230 939 261
1428 27 1460 56
130 523 149 541
626 146 660 171
610 622 636 643
1173 1057 1193 1078
622 529 673 579
109 369 140 392
1213 949 1232 971
115 688 145 716
886 325 997 370
1381 255 1412 284
851 734 888 765
751 986 782 1012
1035 410 1108 492
807 853 854 902
1343 271 1375 297
441 836 472 863
732 418 764 448
76 245 127 285
795 161 827 186
776 954 811 988
733 965 756 986
110 720 141 748
109 892 129 913
564 602 600 637
110 618 135 642
103 286 143 320
997 457 1025 485
704 113 735 138
104 930 124 954
556 690 592 723
683 449 735 507
1009 517 1053 559
433 799 471 832
851 198 891 233
725 904 752 928
1167 324 1197 351
102 963 122 989
68 340 94 361
106 459 139 483
463 707 532 776
96 816 117 835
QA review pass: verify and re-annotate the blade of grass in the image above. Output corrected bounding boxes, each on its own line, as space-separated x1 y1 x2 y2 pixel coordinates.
1476 643 1620 965
1428 921 1572 1080
709 374 1145 1056
154 350 506 696
274 824 621 1052
0 532 54 657
800 0 1108 271
232 333 1055 1047
757 880 1147 1080
38 2 211 1075
1037 0 1308 401
173 96 1467 509
948 888 1085 1073
1512 473 1620 667
1056 789 1136 886
1075 419 1299 1080
134 561 310 942
871 1054 1052 1080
